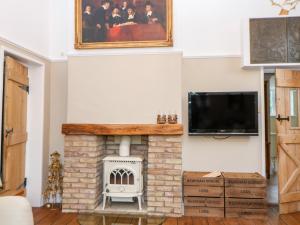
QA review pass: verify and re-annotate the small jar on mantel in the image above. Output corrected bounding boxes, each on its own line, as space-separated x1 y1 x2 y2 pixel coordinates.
168 113 178 124
157 113 167 124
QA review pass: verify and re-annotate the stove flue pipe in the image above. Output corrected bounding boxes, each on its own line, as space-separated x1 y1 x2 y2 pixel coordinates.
119 136 131 157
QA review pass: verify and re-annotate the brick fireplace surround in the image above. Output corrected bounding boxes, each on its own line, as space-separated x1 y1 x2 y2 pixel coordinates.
61 124 184 217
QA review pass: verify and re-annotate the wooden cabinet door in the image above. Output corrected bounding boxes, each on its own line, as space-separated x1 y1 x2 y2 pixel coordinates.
276 69 300 214
3 56 28 193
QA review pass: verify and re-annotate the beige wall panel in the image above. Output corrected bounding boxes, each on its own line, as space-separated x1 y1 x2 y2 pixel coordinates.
67 53 182 124
182 57 263 173
54 55 264 175
49 62 68 157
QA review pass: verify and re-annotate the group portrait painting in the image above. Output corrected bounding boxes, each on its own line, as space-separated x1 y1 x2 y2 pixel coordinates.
76 0 173 48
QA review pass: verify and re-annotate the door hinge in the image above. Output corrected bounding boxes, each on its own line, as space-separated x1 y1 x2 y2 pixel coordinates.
5 128 14 138
18 84 29 94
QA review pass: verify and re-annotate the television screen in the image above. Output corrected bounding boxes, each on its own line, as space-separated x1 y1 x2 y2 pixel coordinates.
188 92 258 136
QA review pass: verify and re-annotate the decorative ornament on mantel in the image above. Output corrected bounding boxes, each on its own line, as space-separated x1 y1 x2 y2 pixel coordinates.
43 151 63 209
157 113 167 124
168 114 178 124
270 0 300 15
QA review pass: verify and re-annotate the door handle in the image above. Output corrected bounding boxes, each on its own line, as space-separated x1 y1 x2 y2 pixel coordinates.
5 128 14 138
276 114 290 122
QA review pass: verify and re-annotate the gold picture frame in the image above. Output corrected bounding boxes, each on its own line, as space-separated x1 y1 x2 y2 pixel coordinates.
75 0 173 49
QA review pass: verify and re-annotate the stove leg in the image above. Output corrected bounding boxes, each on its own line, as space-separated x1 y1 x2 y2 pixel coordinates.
108 197 112 207
102 193 107 210
142 195 145 204
137 196 142 211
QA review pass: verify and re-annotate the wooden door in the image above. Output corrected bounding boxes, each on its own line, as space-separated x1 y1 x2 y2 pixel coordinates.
2 56 28 194
276 69 300 214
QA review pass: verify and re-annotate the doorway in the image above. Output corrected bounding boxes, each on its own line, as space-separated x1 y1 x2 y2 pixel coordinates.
0 56 29 196
264 69 300 214
0 47 46 206
264 73 279 207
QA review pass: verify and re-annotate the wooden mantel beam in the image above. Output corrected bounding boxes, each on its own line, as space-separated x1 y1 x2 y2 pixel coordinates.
62 124 184 136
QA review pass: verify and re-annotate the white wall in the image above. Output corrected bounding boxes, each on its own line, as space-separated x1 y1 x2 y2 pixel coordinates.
0 0 50 57
1 0 299 59
47 0 300 59
178 0 299 57
26 65 46 207
49 0 68 59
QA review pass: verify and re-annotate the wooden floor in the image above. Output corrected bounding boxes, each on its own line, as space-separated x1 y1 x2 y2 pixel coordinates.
33 207 79 225
33 207 300 225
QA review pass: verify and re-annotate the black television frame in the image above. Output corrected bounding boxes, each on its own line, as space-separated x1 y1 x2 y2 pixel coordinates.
188 92 259 136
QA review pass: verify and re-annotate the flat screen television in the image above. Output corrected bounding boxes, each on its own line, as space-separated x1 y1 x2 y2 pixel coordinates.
188 92 258 136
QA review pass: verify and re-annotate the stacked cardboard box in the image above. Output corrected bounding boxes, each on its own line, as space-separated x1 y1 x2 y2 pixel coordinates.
223 172 267 219
183 172 225 217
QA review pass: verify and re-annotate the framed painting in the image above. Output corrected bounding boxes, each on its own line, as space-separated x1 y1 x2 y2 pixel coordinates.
75 0 173 49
